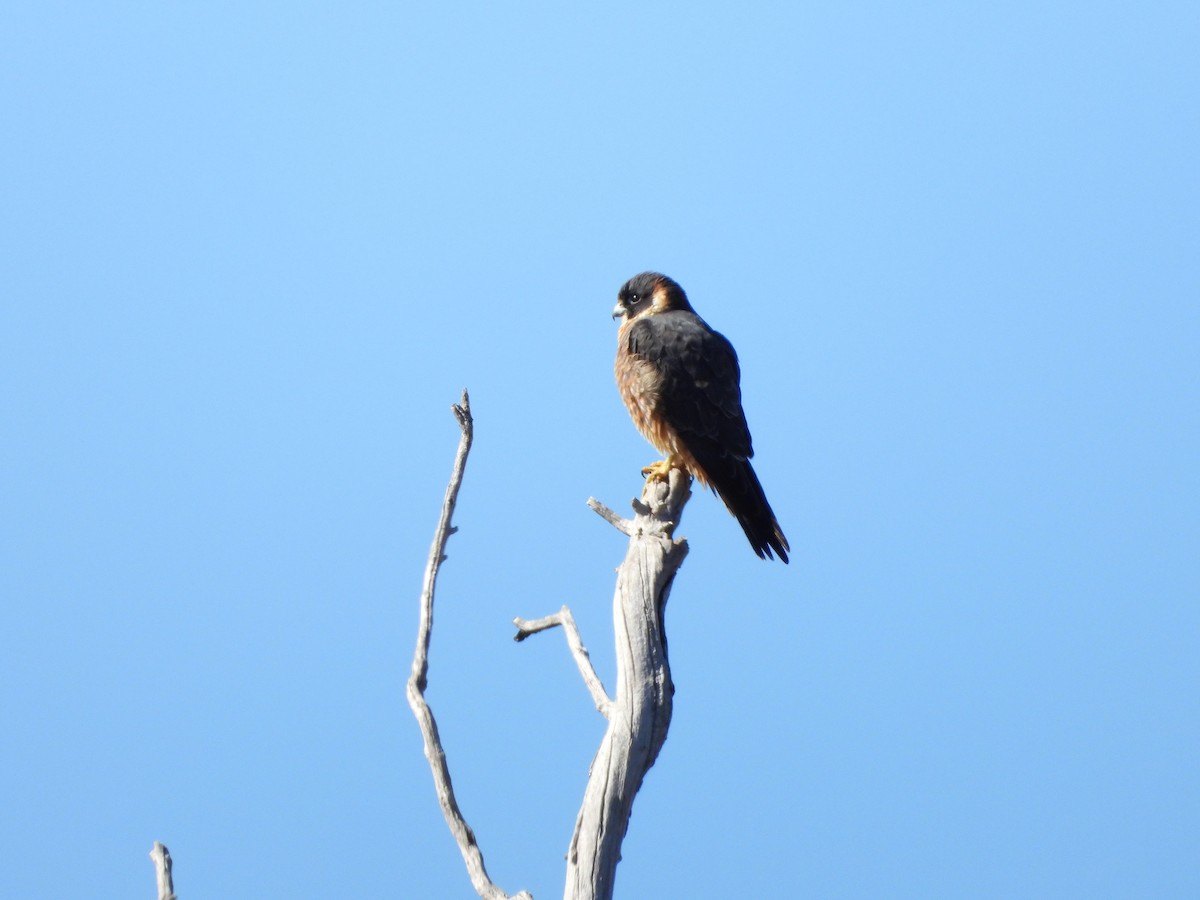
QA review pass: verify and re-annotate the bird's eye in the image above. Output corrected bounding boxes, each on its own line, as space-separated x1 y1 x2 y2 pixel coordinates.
630 293 641 303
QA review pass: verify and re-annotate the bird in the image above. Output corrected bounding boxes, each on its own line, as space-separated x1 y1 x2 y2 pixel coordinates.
612 272 790 562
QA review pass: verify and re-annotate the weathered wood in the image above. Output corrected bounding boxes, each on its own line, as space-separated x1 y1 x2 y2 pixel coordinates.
513 606 613 719
406 391 533 900
148 842 177 900
563 468 690 900
409 392 690 900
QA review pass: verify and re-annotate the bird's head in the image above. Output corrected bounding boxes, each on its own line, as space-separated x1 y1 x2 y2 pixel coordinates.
613 272 692 321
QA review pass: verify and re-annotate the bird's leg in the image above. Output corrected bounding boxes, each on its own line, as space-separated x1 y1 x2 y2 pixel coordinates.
641 457 675 482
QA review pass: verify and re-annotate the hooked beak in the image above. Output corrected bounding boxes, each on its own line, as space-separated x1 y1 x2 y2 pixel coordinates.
612 303 626 320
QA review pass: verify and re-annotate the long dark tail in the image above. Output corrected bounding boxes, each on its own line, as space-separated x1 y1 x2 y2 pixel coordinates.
701 454 790 563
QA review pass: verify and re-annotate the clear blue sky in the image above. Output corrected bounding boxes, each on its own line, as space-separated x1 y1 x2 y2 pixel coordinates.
2 2 1197 898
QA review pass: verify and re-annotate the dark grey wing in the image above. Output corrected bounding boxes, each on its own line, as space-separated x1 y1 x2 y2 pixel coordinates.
628 311 753 461
629 311 789 562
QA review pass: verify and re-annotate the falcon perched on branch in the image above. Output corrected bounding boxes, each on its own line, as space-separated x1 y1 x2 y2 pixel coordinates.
612 272 790 563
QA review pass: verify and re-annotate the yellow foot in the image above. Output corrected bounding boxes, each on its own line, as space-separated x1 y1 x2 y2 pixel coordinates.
641 459 674 482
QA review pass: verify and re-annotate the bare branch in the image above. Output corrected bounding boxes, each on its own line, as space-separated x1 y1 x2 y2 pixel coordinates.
406 391 533 900
148 842 177 900
586 497 635 536
513 606 613 718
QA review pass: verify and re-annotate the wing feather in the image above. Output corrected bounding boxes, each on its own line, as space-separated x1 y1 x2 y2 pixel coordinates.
626 310 789 561
629 311 752 460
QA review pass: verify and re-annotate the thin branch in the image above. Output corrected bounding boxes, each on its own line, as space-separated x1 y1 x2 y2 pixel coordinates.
586 497 635 536
148 842 177 900
513 606 613 718
406 391 532 900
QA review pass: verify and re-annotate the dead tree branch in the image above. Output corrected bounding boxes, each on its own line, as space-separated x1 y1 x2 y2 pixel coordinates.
405 390 533 900
563 467 690 900
513 606 613 718
519 471 690 900
148 842 177 900
585 498 635 536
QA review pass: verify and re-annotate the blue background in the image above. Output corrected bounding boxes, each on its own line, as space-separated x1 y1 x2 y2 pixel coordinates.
2 2 1196 897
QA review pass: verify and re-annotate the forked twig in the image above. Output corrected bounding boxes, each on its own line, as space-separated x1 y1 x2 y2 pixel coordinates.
514 606 613 718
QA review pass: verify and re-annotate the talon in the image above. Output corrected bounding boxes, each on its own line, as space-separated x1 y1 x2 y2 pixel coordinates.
640 459 674 482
